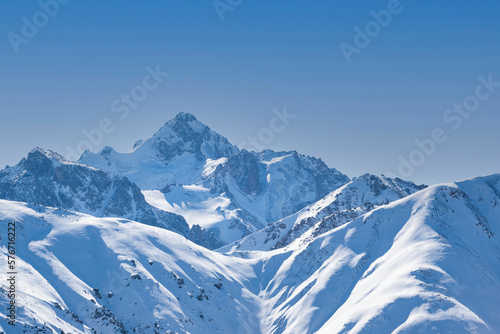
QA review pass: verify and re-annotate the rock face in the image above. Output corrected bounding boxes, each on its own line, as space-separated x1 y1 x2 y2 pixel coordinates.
213 150 263 196
0 148 221 249
212 149 350 223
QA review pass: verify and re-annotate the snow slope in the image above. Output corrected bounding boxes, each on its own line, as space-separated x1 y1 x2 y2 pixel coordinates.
254 176 500 333
1 174 499 333
0 200 260 333
143 186 259 245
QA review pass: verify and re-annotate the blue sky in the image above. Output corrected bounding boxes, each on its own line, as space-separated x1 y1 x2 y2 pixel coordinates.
0 0 499 185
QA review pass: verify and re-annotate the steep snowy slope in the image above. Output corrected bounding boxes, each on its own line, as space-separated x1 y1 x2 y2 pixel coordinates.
223 174 426 252
0 148 221 249
143 185 262 245
0 200 260 333
1 175 499 333
248 175 500 333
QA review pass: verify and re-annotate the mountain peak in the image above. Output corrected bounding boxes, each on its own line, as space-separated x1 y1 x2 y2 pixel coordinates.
28 147 66 161
26 147 73 169
144 113 238 161
79 113 239 188
153 112 208 141
174 112 197 123
8 148 99 180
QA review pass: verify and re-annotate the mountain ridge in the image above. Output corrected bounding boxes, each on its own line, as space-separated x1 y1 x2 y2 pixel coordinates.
221 173 426 253
79 113 351 245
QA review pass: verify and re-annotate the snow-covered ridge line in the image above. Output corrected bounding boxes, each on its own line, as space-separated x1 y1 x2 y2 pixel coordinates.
221 173 426 253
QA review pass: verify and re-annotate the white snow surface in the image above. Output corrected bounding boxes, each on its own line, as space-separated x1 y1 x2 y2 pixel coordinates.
1 174 500 333
143 187 253 245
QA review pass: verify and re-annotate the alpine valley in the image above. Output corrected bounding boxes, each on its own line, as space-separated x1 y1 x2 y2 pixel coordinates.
0 113 499 334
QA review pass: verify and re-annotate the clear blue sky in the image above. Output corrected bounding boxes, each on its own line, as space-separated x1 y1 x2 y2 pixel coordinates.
0 0 499 185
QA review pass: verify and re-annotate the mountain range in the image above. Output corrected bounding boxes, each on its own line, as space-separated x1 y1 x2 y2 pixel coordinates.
0 113 498 334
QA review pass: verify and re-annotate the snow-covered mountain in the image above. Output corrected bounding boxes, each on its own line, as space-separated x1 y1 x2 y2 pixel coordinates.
0 148 221 249
79 112 239 189
142 148 348 245
0 200 259 333
1 113 498 333
253 174 500 333
222 174 426 253
1 174 499 333
80 113 349 245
